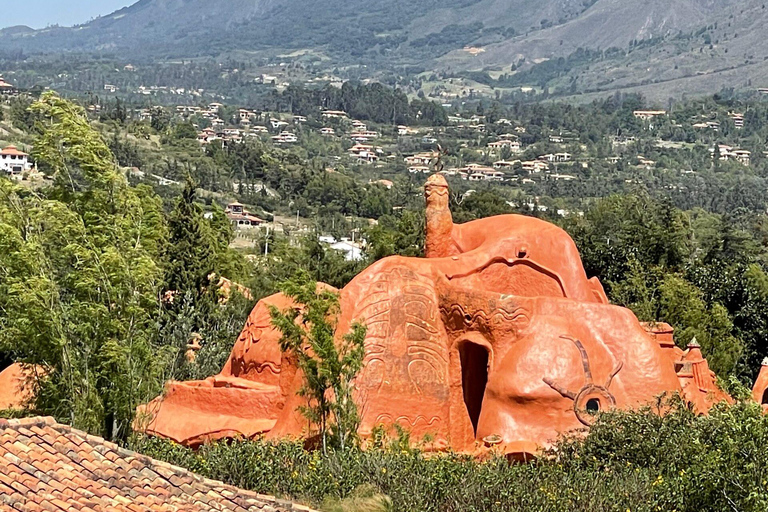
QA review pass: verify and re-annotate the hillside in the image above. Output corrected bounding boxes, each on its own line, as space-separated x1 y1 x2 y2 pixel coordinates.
4 0 768 100
443 0 741 67
0 0 590 60
433 0 768 101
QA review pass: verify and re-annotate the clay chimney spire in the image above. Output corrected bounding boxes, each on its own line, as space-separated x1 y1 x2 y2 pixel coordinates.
424 174 456 258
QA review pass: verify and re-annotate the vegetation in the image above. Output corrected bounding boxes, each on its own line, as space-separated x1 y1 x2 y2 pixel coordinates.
0 93 254 441
132 398 768 512
0 92 170 441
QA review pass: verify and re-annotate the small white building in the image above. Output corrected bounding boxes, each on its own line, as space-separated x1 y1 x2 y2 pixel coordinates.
0 146 32 175
330 241 364 261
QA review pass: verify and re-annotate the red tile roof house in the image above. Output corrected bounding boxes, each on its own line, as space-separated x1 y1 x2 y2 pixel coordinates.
0 416 317 512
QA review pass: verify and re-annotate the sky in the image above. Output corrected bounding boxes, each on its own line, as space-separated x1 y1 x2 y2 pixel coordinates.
1 0 133 29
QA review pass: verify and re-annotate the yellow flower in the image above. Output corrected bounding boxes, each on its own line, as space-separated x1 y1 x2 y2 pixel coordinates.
381 467 387 474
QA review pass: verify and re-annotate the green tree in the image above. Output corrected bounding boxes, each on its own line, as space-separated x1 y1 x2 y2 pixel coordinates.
165 176 217 300
0 92 170 441
611 261 741 376
269 272 366 453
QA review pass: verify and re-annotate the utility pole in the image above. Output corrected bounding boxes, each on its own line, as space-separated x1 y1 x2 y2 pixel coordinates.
264 225 270 256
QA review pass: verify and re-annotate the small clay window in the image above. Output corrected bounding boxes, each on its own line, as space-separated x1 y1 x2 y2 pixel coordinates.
586 398 601 413
762 389 768 405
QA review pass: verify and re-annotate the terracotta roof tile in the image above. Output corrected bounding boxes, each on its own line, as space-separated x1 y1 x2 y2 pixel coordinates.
0 417 318 511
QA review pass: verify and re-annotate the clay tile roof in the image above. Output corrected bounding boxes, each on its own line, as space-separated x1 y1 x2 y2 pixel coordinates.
0 416 316 512
1 146 27 156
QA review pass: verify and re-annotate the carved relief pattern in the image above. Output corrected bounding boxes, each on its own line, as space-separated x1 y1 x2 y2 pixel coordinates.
356 267 448 394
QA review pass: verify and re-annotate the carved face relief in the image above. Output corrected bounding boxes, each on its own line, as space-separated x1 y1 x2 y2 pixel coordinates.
542 336 623 426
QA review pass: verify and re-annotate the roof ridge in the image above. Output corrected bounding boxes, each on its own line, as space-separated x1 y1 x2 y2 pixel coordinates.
0 415 57 429
0 415 319 511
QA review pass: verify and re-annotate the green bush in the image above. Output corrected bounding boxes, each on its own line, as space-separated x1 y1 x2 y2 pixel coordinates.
130 399 768 512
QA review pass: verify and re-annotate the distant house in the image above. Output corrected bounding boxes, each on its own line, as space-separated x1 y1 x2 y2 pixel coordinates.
322 110 348 119
356 151 379 164
350 130 380 142
539 153 571 163
348 144 382 164
710 144 751 165
271 131 297 144
320 127 336 136
493 160 518 169
404 152 437 167
372 179 394 189
521 160 549 173
732 149 751 166
104 84 118 93
487 140 521 153
458 164 501 182
0 77 17 95
330 240 364 261
259 74 278 85
637 156 656 168
692 121 720 131
730 112 745 129
0 146 32 175
549 174 577 182
633 110 667 120
225 202 265 228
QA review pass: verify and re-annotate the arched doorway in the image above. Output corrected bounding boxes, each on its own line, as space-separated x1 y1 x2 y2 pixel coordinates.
459 342 490 435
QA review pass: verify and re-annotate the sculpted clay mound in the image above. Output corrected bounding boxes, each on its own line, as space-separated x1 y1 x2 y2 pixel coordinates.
0 363 44 410
138 174 732 457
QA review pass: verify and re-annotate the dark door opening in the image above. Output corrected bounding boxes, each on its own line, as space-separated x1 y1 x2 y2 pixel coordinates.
459 342 489 436
762 389 768 405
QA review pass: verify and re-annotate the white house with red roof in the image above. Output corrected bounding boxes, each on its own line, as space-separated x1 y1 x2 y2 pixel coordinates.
0 146 32 175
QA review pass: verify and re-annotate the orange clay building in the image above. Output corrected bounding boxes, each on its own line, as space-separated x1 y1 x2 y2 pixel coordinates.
138 174 733 458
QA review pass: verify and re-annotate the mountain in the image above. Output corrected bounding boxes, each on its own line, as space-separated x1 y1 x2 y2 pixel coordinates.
0 0 603 59
0 26 35 36
3 0 768 100
441 0 768 101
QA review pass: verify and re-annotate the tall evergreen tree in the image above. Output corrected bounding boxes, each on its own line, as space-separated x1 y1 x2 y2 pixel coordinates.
164 176 217 300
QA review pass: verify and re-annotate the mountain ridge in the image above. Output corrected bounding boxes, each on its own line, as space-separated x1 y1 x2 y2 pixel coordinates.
3 0 768 100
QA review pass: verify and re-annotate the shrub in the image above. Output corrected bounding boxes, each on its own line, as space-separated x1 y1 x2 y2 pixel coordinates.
130 399 768 511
